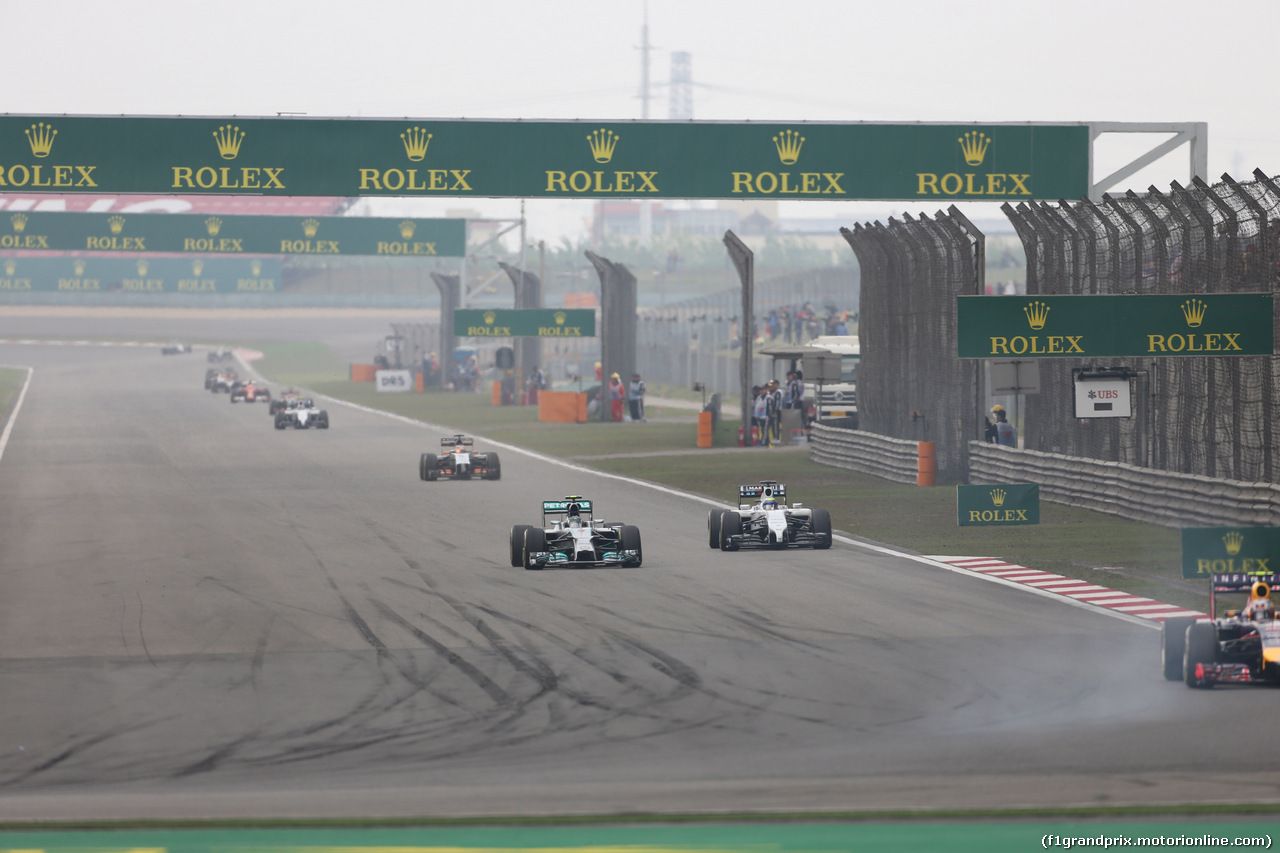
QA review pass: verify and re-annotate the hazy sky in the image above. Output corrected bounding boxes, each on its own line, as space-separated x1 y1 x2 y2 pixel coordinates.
4 0 1275 241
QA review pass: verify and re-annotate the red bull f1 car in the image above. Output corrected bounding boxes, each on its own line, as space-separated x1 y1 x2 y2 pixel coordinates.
509 496 642 570
707 481 832 551
1162 573 1280 688
420 435 501 481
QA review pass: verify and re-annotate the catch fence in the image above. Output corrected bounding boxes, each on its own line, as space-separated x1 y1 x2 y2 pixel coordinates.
1003 170 1280 482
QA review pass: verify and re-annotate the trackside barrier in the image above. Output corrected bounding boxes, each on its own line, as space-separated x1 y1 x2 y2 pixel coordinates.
697 411 713 448
539 391 589 423
808 423 920 485
814 427 1280 526
968 442 1280 529
491 380 502 406
917 441 936 487
350 363 378 382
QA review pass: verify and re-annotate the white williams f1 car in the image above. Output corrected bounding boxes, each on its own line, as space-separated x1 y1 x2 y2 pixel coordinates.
708 481 832 551
274 398 329 430
510 496 642 570
420 435 500 481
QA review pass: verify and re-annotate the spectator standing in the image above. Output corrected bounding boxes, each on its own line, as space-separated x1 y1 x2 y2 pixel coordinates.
608 372 625 422
991 405 1017 446
766 380 784 445
751 385 767 446
628 373 647 422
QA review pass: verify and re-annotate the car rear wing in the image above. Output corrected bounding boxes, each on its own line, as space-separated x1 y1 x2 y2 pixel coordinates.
738 482 786 508
441 435 474 446
1209 572 1280 619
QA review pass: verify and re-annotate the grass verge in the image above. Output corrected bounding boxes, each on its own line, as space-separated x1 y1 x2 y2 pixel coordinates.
251 342 1202 613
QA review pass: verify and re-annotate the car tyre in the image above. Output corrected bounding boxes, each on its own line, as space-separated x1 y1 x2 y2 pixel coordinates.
620 524 643 567
509 524 531 567
523 526 547 570
1161 616 1194 681
811 508 832 549
720 512 741 551
274 414 287 430
708 509 723 549
317 411 329 429
1184 621 1217 688
485 452 502 480
420 453 436 481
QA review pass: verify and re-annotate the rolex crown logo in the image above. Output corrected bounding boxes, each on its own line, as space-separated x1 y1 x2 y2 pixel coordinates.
959 131 991 167
990 488 1007 507
205 217 222 236
1023 300 1050 330
25 121 57 158
773 129 805 165
587 128 619 163
213 124 245 160
398 220 416 239
301 218 320 238
1223 531 1245 556
4 260 15 276
401 126 432 162
10 213 27 233
108 215 126 235
137 259 149 275
1181 298 1207 328
73 259 86 275
483 310 497 324
192 259 204 275
554 311 566 325
251 259 262 275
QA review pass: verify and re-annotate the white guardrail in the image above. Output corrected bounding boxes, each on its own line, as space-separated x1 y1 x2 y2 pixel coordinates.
809 425 1280 528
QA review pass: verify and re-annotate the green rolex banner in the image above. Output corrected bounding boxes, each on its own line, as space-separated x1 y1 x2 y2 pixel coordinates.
957 483 1040 526
1181 526 1280 579
957 293 1274 358
455 308 596 338
0 115 1089 201
0 210 465 257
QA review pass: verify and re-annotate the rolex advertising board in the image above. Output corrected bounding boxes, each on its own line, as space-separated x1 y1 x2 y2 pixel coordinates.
1182 527 1280 579
957 483 1040 527
0 116 1088 201
454 309 596 338
957 294 1274 358
0 210 465 257
0 256 281 293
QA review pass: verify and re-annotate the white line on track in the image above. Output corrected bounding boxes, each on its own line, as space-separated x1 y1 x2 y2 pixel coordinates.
0 364 33 465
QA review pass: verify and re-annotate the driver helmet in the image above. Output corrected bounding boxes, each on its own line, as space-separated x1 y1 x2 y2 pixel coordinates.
1244 597 1275 622
762 497 778 510
566 502 582 526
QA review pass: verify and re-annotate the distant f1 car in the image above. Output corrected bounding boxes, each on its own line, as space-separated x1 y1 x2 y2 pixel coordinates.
510 496 642 570
708 481 832 551
207 349 233 363
208 369 239 393
161 343 191 355
229 380 272 403
269 388 302 415
420 434 501 481
274 398 329 429
1163 573 1280 688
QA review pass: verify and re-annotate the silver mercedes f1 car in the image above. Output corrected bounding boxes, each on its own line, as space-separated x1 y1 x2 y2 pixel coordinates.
510 496 642 570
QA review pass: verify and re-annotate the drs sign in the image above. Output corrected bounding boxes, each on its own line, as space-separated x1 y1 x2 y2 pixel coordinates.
375 369 413 393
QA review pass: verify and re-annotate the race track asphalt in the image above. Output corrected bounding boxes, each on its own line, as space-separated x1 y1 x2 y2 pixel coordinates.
0 314 1275 821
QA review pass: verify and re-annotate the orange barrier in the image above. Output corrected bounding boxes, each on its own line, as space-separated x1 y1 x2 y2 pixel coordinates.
350 363 378 382
917 441 936 487
539 390 589 423
415 372 424 393
491 380 503 406
697 410 713 448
